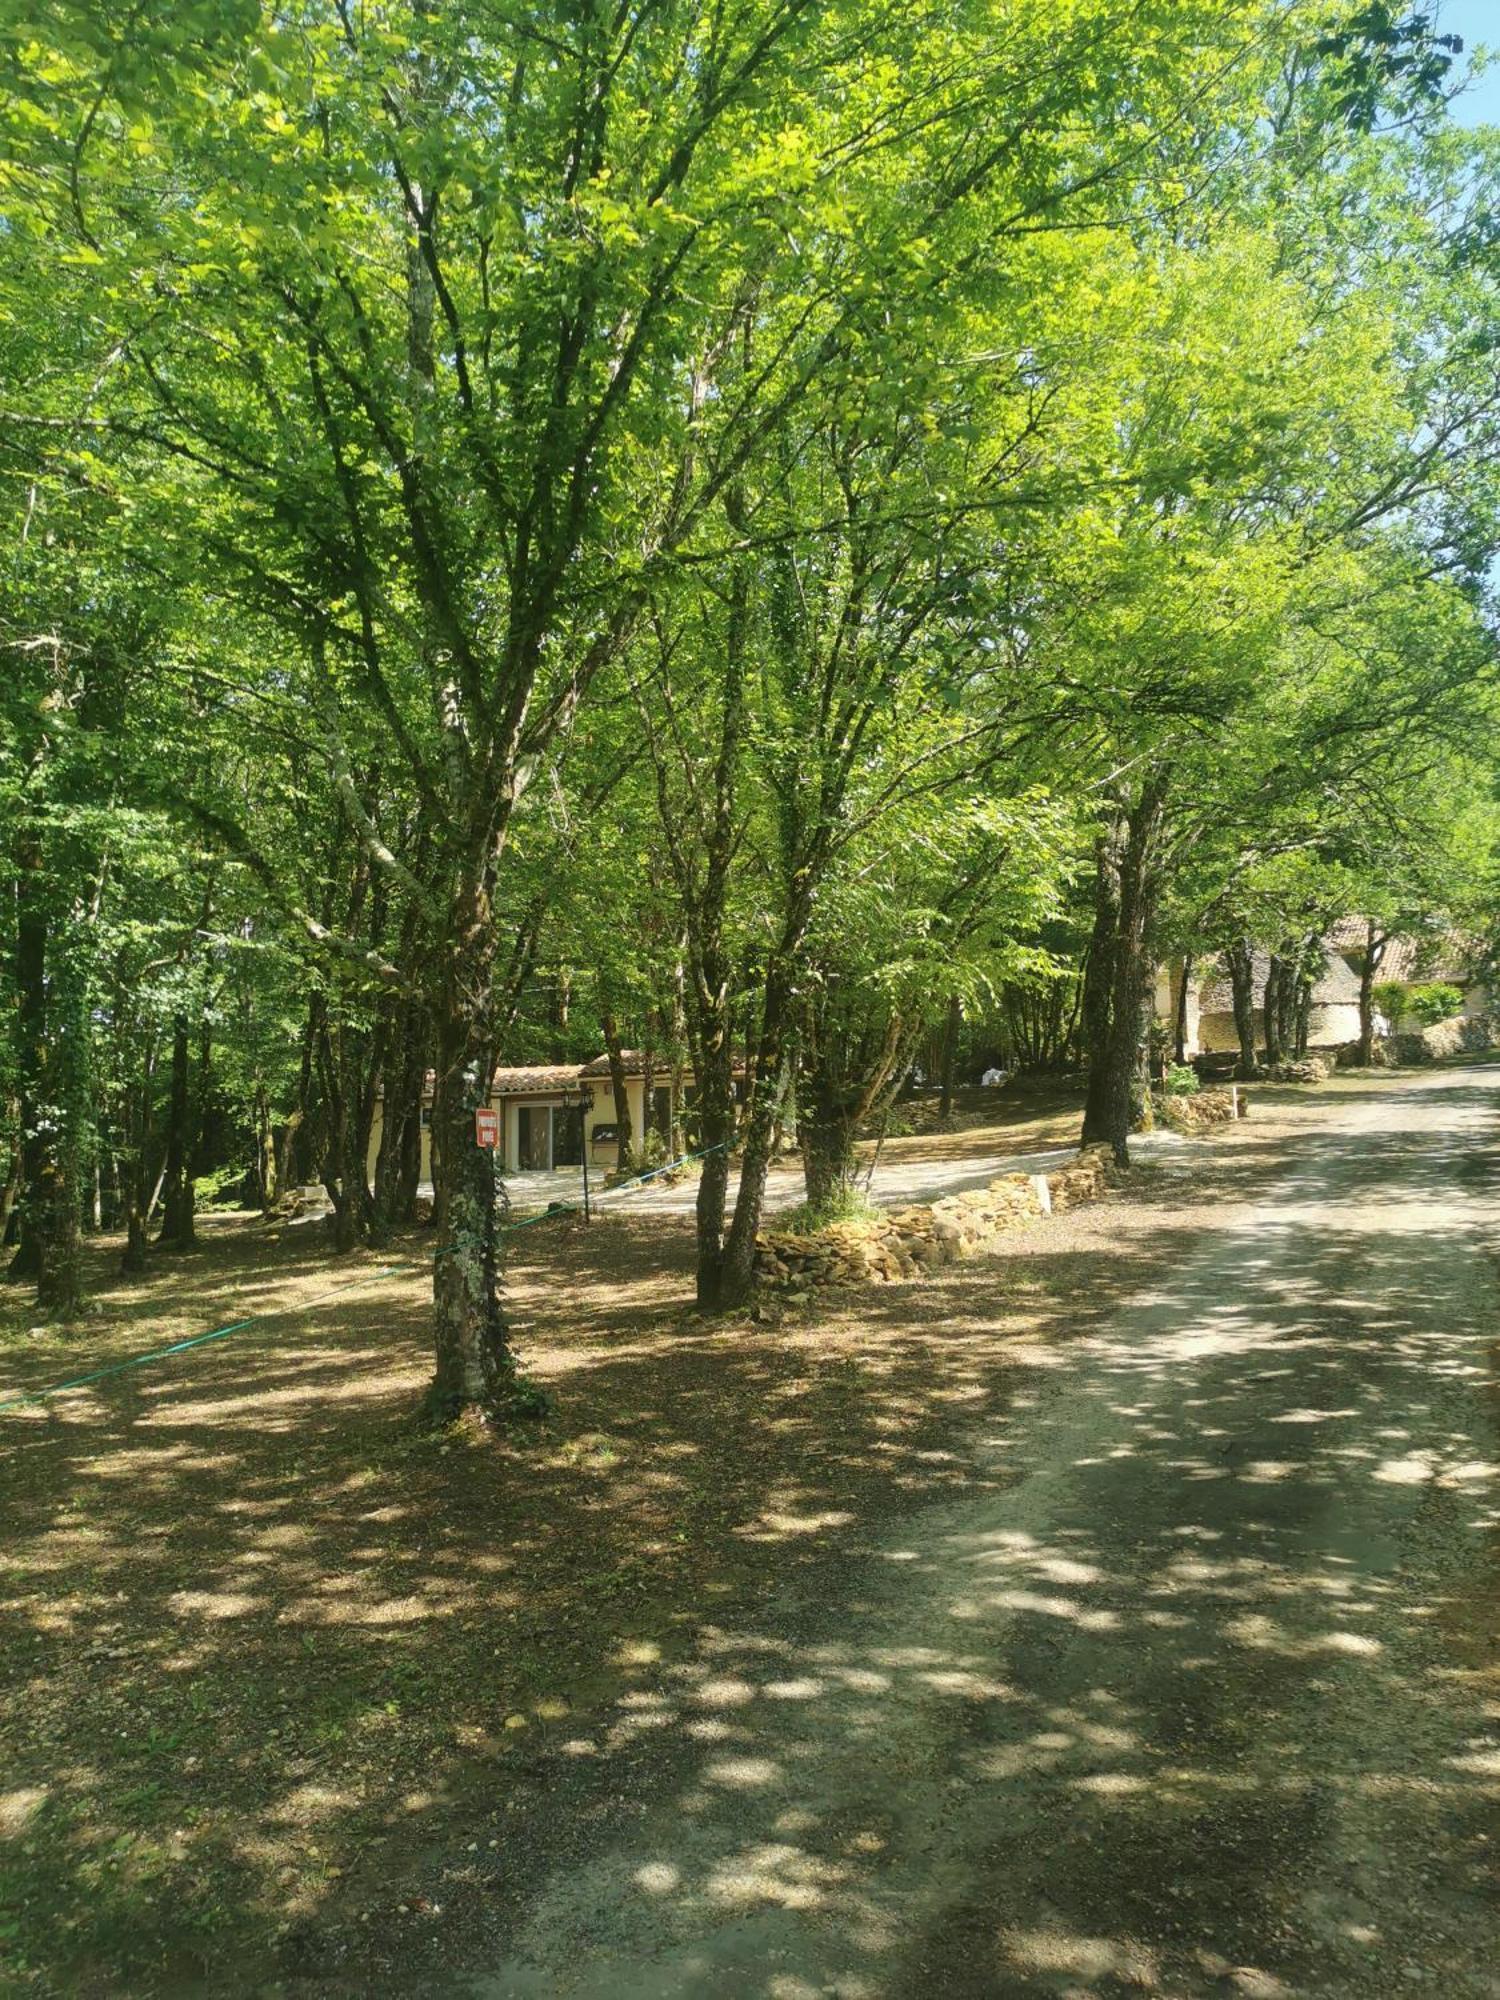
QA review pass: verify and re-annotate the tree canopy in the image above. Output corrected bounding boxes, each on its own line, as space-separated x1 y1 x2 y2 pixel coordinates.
2 0 1497 1416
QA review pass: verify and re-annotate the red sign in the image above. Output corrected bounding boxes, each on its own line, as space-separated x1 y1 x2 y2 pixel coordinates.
474 1107 500 1149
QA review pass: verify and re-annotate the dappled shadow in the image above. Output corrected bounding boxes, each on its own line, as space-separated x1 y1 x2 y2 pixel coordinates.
423 1067 1500 1999
1 1068 1497 1994
0 1188 1134 1990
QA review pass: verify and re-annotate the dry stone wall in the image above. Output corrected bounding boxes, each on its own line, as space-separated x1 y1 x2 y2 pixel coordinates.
754 1145 1127 1290
1155 1085 1241 1135
1257 1057 1330 1084
755 1088 1249 1295
1334 1013 1495 1069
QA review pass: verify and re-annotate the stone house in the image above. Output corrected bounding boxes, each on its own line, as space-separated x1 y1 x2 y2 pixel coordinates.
1187 950 1363 1055
1322 919 1488 1019
1155 939 1365 1060
1158 921 1487 1059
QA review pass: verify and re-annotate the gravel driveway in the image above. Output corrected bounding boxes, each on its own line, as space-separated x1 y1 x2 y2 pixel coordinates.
507 1123 1193 1223
466 1065 1500 1998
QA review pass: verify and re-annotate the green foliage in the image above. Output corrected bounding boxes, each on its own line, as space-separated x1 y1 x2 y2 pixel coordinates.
776 1185 881 1235
1372 979 1409 1025
1163 1064 1202 1097
0 0 1498 1336
1405 981 1466 1026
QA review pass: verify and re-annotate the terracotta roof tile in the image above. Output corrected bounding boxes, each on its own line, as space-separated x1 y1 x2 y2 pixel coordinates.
490 1063 587 1095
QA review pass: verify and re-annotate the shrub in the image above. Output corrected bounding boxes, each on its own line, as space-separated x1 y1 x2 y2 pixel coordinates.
1162 1062 1200 1096
1405 981 1465 1027
777 1184 879 1233
1372 979 1408 1026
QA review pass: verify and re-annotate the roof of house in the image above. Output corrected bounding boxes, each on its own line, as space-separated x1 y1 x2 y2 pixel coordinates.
490 1063 589 1096
1324 917 1474 984
579 1050 655 1078
411 1052 695 1103
1198 946 1361 1015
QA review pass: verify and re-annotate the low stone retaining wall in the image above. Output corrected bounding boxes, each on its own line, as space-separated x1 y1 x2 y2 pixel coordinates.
1156 1085 1241 1134
754 1144 1127 1290
755 1088 1248 1294
1335 1013 1495 1068
1422 1013 1496 1059
1258 1057 1330 1084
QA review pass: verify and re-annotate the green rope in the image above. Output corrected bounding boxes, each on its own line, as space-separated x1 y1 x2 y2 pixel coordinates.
0 1260 410 1415
0 1138 732 1416
0 1318 259 1413
594 1139 728 1200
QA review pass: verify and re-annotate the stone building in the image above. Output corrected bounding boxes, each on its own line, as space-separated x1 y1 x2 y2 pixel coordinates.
1158 922 1488 1059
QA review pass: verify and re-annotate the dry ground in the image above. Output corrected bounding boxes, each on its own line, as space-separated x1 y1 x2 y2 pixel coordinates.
0 1098 1076 1997
0 1080 1493 1996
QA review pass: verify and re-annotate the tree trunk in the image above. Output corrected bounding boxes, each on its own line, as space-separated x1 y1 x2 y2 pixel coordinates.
371 996 426 1240
0 1099 20 1250
422 897 538 1426
1357 922 1387 1065
664 509 748 1310
271 1002 318 1209
118 1038 156 1274
937 995 961 1121
599 1009 636 1172
801 1110 857 1214
1226 939 1258 1078
397 1067 424 1221
1294 978 1312 1058
690 1028 736 1311
253 1081 276 1211
34 942 87 1319
316 1012 368 1254
719 955 798 1306
1277 957 1298 1059
667 943 689 1159
1081 784 1166 1166
1079 823 1125 1146
157 1012 196 1250
122 1175 149 1274
1173 953 1193 1065
35 1143 81 1320
7 842 47 1282
1263 955 1284 1067
641 1040 656 1144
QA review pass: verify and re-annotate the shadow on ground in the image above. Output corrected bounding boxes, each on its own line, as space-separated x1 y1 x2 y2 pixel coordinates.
0 1074 1495 1996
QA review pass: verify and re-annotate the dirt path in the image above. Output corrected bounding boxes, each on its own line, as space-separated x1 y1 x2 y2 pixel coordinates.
466 1066 1500 1999
436 1093 1092 1224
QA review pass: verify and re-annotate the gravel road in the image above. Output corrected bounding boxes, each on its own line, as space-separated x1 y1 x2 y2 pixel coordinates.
461 1065 1500 1999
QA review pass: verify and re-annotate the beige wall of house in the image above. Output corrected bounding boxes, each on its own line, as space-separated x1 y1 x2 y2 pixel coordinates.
581 1077 648 1170
1197 1002 1362 1054
365 1105 432 1185
366 1071 669 1186
1155 961 1202 1057
584 1075 669 1169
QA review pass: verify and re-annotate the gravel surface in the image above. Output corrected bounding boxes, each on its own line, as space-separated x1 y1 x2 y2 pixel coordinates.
464 1065 1500 1999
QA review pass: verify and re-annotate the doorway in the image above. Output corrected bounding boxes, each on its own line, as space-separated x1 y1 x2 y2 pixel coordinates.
516 1105 551 1172
553 1103 584 1167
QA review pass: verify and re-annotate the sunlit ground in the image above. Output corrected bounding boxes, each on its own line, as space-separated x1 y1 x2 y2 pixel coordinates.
1 1071 1496 1995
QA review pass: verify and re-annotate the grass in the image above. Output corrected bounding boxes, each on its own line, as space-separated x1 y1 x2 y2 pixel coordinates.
770 1183 882 1234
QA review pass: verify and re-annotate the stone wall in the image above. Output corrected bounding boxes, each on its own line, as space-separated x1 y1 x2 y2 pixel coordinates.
754 1146 1133 1291
1155 1085 1241 1134
1256 1057 1330 1084
1335 1013 1496 1068
1196 1006 1359 1056
755 1091 1253 1294
1417 1012 1495 1060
